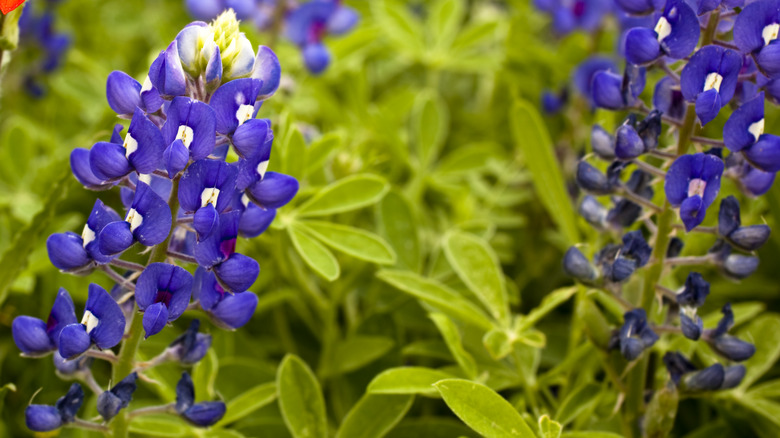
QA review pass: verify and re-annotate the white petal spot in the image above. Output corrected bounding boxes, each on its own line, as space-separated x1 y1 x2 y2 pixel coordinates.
236 104 254 127
256 160 269 179
81 224 96 248
749 119 765 142
126 208 143 232
141 76 153 93
138 173 152 185
655 16 672 43
703 72 723 93
241 193 251 208
81 310 100 334
176 125 195 148
688 178 706 198
124 133 138 159
763 23 780 46
201 187 221 208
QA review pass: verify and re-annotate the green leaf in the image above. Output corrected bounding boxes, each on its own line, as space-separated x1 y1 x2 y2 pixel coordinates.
377 270 493 331
203 430 247 438
429 313 478 379
429 0 465 49
288 222 340 281
193 349 218 399
325 336 395 377
443 231 509 324
220 382 277 425
538 415 563 438
413 90 449 168
516 287 577 332
129 415 192 437
368 367 455 397
451 21 499 53
555 383 602 426
434 379 536 438
482 329 513 360
306 132 340 176
435 144 499 176
509 100 578 245
296 174 389 217
0 163 74 306
736 395 780 428
299 220 396 265
0 383 16 415
370 0 424 57
377 190 421 271
284 127 307 179
335 393 414 438
749 380 780 399
739 315 780 389
277 354 328 438
560 433 624 438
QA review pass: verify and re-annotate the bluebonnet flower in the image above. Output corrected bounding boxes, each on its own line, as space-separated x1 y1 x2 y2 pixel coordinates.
25 383 83 432
676 272 709 340
623 0 700 66
591 125 615 160
17 1 71 97
179 159 239 239
618 308 659 360
167 319 212 364
53 351 92 377
680 45 742 126
575 161 619 195
149 40 188 98
193 267 258 329
723 92 780 172
665 153 724 231
161 97 217 177
46 199 121 273
97 372 138 421
99 182 173 255
563 247 599 282
12 288 77 357
718 196 771 250
653 76 685 120
176 372 226 426
135 263 194 338
534 0 611 35
89 110 166 183
70 126 125 191
234 191 277 238
542 87 568 114
663 352 745 391
106 71 164 116
729 159 777 196
734 0 780 78
285 0 359 74
58 284 126 359
573 57 618 105
592 63 646 110
237 155 299 210
705 303 756 361
195 211 259 292
615 0 663 14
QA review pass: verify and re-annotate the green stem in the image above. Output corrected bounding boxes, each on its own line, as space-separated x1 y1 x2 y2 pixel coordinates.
701 11 721 47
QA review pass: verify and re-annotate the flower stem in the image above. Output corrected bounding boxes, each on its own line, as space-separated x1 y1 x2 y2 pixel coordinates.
126 403 176 421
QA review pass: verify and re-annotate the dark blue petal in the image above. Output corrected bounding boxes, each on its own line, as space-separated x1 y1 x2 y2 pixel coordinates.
178 159 239 214
56 383 85 423
615 124 645 159
578 196 607 227
164 139 190 179
127 108 166 174
48 289 79 347
98 221 134 256
695 89 722 126
163 97 217 161
758 42 780 78
71 148 116 190
721 365 747 389
680 313 703 340
744 134 780 172
58 324 91 359
194 203 219 240
175 372 196 413
210 78 262 135
729 225 771 251
246 171 299 209
85 199 122 264
131 182 173 247
25 405 63 431
232 118 270 159
106 71 142 116
149 41 187 97
665 154 695 205
724 92 764 152
13 316 54 355
621 337 645 361
723 254 759 279
624 27 661 65
47 232 90 272
663 351 697 385
214 253 259 292
210 291 258 329
97 391 123 421
680 194 705 231
169 319 212 364
135 263 194 320
676 272 710 307
653 76 685 119
89 142 133 181
205 45 223 88
592 70 625 110
53 351 88 375
562 247 598 281
609 257 637 282
718 197 741 241
183 402 226 427
143 302 169 338
684 363 725 391
592 125 616 160
573 57 617 97
141 77 164 113
303 43 331 75
733 0 778 54
193 267 222 311
741 163 776 195
659 0 700 59
84 284 125 349
576 161 612 195
252 46 281 100
239 203 276 238
712 336 756 361
621 230 651 267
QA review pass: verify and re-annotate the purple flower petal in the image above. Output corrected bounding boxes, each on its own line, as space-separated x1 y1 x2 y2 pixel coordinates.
246 171 299 209
214 253 259 292
106 71 142 116
84 284 125 349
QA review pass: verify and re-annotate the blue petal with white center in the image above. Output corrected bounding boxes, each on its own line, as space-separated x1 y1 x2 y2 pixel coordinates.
135 263 194 338
162 97 217 162
664 153 724 231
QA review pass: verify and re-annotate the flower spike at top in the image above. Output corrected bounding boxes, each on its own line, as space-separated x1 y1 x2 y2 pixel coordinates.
665 153 724 231
680 46 742 126
623 0 700 66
